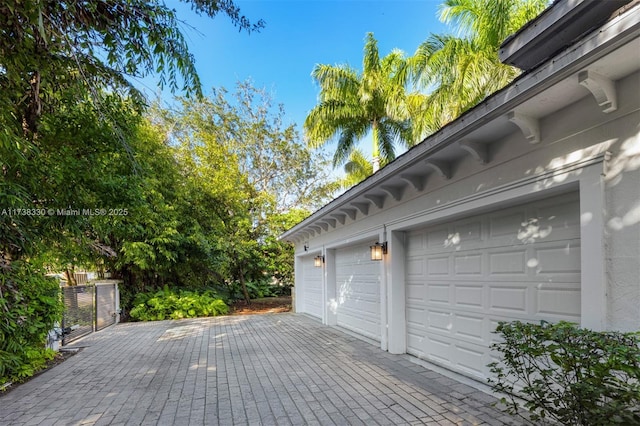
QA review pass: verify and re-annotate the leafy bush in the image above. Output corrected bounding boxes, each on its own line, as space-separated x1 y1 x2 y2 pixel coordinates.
129 286 228 321
225 279 291 301
489 321 640 425
0 262 64 388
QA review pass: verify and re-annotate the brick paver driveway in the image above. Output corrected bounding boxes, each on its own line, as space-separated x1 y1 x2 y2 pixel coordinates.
0 314 521 425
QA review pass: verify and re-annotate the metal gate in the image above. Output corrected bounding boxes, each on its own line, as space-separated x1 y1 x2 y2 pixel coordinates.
61 285 95 344
96 282 118 331
61 281 119 344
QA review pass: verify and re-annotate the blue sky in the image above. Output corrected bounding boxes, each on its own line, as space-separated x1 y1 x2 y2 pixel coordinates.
137 0 448 158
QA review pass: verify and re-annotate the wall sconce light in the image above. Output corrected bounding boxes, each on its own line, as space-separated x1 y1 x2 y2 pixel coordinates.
303 244 309 252
314 255 325 267
370 242 387 261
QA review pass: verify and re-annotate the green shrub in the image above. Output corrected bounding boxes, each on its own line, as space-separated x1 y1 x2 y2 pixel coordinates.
226 279 291 301
0 262 64 388
488 320 640 425
129 286 228 321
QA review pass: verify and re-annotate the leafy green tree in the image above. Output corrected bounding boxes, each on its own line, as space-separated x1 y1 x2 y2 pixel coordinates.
162 82 337 214
0 0 263 138
152 82 338 301
1 0 264 263
304 33 414 173
409 0 548 138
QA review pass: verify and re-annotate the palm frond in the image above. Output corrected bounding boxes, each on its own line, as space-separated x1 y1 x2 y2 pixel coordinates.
362 32 381 75
339 149 374 189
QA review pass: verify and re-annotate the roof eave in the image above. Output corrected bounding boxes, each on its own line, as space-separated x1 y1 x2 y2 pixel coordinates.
499 0 634 71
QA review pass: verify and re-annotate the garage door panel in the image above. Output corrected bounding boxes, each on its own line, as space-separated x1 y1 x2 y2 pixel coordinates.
425 336 451 365
339 296 379 314
427 257 450 276
338 308 379 338
336 244 381 341
421 336 493 379
453 219 483 244
533 241 581 277
454 254 483 276
536 283 581 318
407 305 426 324
454 284 484 308
428 309 453 333
427 283 450 304
534 197 581 228
425 310 491 345
455 343 486 377
488 249 528 275
489 285 529 313
489 211 527 239
407 257 425 276
406 193 581 381
407 331 426 357
301 257 323 319
454 314 485 342
344 279 379 296
407 232 426 252
406 282 426 302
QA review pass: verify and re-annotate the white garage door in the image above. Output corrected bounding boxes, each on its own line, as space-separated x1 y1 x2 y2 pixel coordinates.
336 244 381 341
301 256 323 319
406 193 581 380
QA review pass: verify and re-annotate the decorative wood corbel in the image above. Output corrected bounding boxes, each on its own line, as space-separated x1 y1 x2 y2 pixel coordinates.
578 70 617 113
352 202 369 215
425 160 451 179
364 194 385 209
381 185 405 201
508 111 540 144
458 140 489 164
400 173 426 191
331 213 347 225
342 208 357 221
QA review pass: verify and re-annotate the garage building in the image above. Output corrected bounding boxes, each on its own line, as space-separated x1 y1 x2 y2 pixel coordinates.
281 0 640 382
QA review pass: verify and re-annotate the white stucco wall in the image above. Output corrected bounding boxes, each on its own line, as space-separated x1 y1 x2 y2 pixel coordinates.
603 72 640 331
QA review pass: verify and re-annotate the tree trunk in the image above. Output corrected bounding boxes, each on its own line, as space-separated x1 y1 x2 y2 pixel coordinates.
372 156 380 173
372 121 380 172
238 265 251 305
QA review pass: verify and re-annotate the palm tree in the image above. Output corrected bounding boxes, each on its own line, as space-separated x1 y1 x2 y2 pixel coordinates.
409 0 549 140
338 149 373 189
304 33 414 174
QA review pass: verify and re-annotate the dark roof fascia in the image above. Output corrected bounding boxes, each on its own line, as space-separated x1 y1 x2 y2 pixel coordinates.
499 0 633 71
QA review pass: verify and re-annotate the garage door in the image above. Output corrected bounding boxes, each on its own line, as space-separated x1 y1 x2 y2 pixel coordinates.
301 256 323 319
406 193 581 380
336 244 381 340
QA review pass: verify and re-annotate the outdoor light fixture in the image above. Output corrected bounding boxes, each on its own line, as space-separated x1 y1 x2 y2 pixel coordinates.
370 242 387 261
314 255 325 267
303 244 309 252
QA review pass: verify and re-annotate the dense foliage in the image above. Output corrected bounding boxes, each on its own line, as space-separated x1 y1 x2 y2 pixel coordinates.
0 0 263 139
0 262 63 386
489 321 640 425
129 286 228 321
